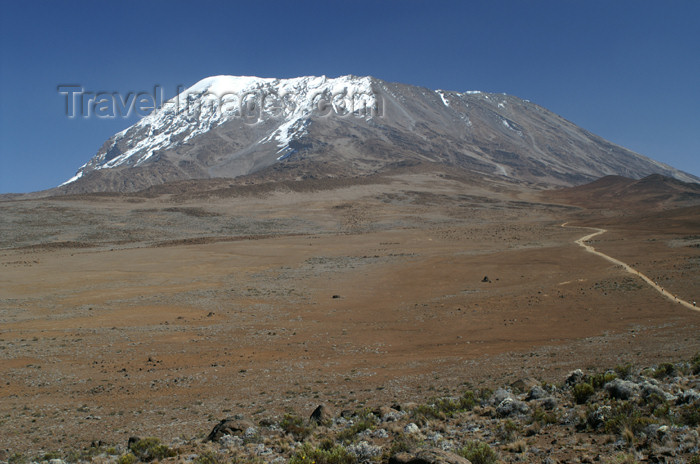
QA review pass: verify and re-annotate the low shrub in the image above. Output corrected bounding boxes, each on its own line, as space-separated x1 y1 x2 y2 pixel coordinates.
289 443 356 464
457 441 499 464
280 412 314 441
653 363 676 379
116 453 137 464
572 382 595 404
129 437 176 462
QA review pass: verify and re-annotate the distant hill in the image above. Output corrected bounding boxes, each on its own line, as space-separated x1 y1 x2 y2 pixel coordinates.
545 174 700 211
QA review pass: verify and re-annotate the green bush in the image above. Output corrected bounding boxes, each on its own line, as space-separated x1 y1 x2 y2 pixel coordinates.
590 372 617 390
603 401 655 436
457 441 499 464
289 443 356 464
195 451 220 464
117 453 137 464
337 415 376 442
129 437 176 462
531 406 558 425
411 391 477 422
677 401 700 426
280 412 314 441
691 353 700 375
8 454 27 464
614 363 634 380
653 363 676 379
572 382 595 404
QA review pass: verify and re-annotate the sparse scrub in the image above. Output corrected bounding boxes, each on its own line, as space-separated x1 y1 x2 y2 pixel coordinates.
676 400 700 426
411 391 477 423
337 411 377 442
653 362 676 379
692 353 700 375
603 401 655 436
195 450 221 464
614 363 634 380
496 418 519 442
590 372 617 389
129 437 177 462
280 412 314 441
531 406 558 425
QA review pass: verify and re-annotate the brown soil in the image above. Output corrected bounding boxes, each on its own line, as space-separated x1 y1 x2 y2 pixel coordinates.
1 171 699 455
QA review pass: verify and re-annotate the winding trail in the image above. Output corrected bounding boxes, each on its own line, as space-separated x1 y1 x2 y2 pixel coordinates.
562 223 699 313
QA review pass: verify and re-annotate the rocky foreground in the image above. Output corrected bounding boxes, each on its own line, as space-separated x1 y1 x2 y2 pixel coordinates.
5 356 700 464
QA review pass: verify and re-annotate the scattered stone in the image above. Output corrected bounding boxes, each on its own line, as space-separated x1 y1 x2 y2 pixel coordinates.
332 295 341 299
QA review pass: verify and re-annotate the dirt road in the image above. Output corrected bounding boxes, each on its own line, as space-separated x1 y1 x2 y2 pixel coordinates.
563 223 699 312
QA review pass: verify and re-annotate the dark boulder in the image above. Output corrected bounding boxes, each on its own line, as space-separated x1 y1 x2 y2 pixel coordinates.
204 418 255 443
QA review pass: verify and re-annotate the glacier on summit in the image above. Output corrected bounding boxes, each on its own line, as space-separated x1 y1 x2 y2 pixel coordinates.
63 75 381 185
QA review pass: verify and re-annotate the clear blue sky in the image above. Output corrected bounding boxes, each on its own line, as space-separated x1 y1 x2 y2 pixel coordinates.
1 0 699 193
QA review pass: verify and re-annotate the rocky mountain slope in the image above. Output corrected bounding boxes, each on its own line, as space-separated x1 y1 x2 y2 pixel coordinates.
58 75 698 193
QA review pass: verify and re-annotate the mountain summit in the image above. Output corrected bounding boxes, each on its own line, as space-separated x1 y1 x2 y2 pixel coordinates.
59 75 698 192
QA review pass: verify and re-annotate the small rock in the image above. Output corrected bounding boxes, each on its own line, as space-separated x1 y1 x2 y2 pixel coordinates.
405 423 421 434
481 276 491 283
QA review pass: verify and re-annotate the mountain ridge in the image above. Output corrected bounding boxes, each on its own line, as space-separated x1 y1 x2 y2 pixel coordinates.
57 75 699 193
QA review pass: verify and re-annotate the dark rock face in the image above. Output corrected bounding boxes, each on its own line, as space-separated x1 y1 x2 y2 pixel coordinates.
310 404 333 424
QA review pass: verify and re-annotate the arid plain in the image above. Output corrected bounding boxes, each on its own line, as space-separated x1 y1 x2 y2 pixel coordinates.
1 168 699 454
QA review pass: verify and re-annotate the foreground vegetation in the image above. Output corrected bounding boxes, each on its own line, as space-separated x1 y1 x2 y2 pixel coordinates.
4 354 700 464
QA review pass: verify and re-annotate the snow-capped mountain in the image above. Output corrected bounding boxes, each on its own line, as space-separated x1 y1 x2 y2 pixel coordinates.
59 75 698 192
